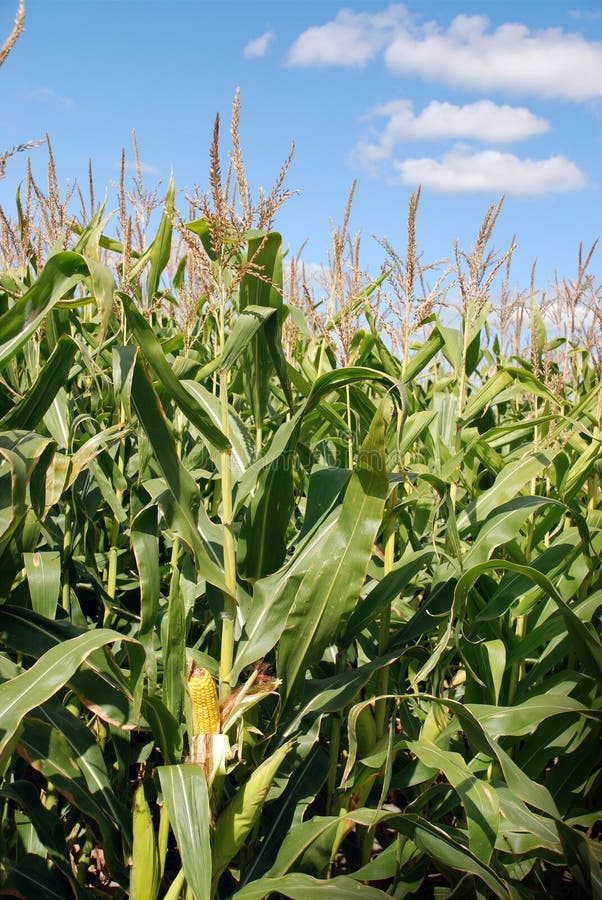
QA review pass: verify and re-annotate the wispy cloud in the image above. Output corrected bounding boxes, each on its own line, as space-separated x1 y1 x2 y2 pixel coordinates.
287 6 602 101
393 148 587 196
569 9 602 22
115 159 161 176
244 30 275 59
24 86 73 108
355 100 549 170
286 5 408 67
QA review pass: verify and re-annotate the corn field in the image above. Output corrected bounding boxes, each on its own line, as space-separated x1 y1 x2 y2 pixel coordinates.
0 97 601 899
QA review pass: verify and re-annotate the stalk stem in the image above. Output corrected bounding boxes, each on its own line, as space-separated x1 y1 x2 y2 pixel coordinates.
451 302 472 512
105 405 126 625
375 487 397 738
219 368 237 701
61 497 72 615
507 613 527 706
255 421 263 459
345 384 354 469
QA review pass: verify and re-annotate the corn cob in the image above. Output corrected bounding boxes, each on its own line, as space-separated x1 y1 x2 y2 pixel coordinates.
187 663 220 735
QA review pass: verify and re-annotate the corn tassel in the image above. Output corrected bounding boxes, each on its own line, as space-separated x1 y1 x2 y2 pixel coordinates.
187 664 220 735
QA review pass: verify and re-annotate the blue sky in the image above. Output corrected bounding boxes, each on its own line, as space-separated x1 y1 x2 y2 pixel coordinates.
1 0 601 293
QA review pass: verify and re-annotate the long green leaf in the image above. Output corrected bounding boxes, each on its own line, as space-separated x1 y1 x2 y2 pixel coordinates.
239 231 293 421
197 304 276 379
407 740 499 863
0 252 90 369
157 764 211 900
457 559 602 682
122 293 229 452
456 452 552 536
236 873 391 900
278 407 389 698
0 628 139 763
17 714 126 880
23 551 61 619
146 177 174 303
0 605 141 729
130 354 228 593
0 335 77 430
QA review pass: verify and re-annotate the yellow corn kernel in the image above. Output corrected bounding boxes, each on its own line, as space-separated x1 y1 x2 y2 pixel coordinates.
187 664 220 735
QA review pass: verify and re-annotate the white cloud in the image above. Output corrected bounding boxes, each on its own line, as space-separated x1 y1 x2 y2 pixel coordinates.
355 100 549 168
385 14 602 101
393 148 587 196
287 6 602 101
286 5 409 67
244 30 275 59
24 87 73 108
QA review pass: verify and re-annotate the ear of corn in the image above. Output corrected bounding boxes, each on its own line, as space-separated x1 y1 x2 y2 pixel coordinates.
187 664 220 735
130 782 160 900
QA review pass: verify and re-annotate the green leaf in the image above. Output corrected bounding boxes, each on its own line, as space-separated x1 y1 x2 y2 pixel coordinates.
342 548 433 646
122 293 230 452
0 780 68 859
185 217 217 260
393 814 509 899
460 637 506 705
85 254 117 346
131 505 160 644
0 605 141 729
0 432 55 550
130 354 228 594
146 177 174 303
459 559 602 682
239 231 294 422
197 304 276 380
456 452 552 537
277 406 389 698
237 457 294 581
0 252 90 369
407 740 500 863
0 627 140 764
530 294 547 356
23 551 62 619
556 817 602 899
282 651 403 740
34 698 131 842
17 714 126 880
495 785 561 854
163 553 186 723
180 378 254 482
235 365 404 512
241 743 331 886
402 326 445 383
461 369 513 424
236 873 391 900
466 694 593 738
141 695 182 764
157 765 211 900
463 495 564 568
422 694 559 817
1 853 77 900
0 335 77 430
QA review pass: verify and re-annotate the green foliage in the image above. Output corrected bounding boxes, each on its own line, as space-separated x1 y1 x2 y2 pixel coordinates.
0 122 600 900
